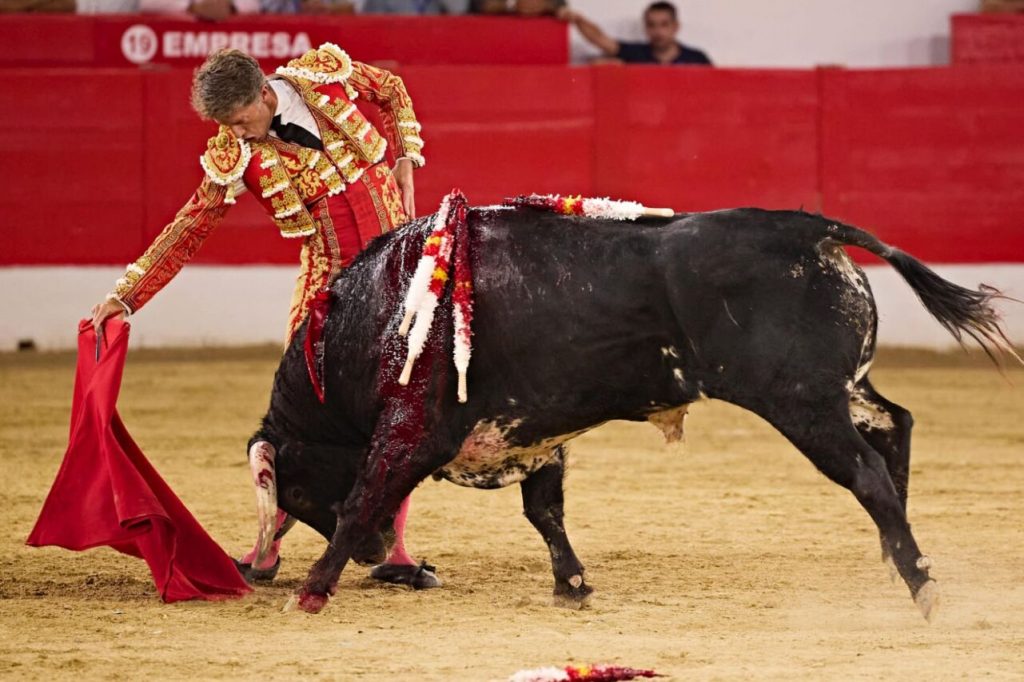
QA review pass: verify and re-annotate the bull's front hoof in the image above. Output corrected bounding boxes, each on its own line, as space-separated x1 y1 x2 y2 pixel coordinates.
233 556 281 583
284 590 329 614
369 562 442 590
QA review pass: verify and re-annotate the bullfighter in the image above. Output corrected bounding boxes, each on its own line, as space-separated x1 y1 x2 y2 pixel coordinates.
89 42 427 584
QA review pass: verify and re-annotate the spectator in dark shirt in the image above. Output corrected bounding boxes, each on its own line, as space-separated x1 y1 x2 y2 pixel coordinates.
560 1 712 66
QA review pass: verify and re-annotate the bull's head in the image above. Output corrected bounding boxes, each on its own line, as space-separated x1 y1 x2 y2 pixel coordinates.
248 440 389 567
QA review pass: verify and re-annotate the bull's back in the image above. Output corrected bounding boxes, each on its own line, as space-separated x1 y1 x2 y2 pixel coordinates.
467 208 874 412
468 211 688 409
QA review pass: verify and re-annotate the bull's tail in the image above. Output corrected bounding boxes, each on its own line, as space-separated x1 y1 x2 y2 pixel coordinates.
825 222 1021 365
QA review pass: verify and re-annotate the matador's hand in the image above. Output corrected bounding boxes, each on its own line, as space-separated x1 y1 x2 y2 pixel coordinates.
393 158 416 220
90 299 126 333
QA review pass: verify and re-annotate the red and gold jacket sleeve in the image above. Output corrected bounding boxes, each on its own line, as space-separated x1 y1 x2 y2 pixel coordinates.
346 61 425 169
107 177 230 314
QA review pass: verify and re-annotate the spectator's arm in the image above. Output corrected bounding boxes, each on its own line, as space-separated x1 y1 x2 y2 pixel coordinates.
558 7 619 57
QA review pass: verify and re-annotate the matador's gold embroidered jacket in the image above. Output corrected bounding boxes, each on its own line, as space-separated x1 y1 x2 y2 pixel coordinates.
108 42 424 316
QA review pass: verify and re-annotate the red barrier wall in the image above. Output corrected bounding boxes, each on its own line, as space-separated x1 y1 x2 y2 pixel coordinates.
952 13 1024 65
2 65 1023 266
0 15 568 68
1 69 147 265
821 66 1024 263
591 67 820 211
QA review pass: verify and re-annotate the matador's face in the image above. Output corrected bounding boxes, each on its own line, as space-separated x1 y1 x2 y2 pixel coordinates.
219 83 277 142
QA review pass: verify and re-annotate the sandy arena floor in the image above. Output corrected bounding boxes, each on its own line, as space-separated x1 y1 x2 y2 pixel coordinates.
1 346 1022 680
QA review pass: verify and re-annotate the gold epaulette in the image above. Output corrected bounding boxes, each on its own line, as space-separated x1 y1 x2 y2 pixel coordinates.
199 126 251 204
275 42 354 85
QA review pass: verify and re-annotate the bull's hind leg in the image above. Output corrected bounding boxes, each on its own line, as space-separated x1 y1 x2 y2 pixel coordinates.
849 380 917 581
762 397 937 620
520 446 592 608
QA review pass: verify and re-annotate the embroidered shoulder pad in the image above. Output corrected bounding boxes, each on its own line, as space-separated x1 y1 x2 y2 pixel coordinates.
200 126 252 186
275 43 354 85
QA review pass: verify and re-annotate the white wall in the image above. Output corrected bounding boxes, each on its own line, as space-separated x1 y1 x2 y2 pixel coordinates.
2 264 1022 351
568 0 978 67
0 267 297 350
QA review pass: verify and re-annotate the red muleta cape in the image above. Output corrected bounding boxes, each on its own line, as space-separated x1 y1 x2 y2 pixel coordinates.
26 319 251 603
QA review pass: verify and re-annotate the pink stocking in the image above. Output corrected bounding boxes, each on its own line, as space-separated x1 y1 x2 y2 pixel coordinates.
383 495 415 566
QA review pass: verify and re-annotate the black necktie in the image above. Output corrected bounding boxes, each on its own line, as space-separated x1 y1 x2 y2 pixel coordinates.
271 114 324 151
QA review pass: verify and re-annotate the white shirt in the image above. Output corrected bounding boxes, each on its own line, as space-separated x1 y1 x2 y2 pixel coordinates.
268 79 321 143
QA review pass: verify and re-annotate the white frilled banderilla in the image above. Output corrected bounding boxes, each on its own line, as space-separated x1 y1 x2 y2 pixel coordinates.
398 189 475 402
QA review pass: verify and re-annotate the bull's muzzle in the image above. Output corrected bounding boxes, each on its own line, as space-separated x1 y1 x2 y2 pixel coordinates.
248 441 278 568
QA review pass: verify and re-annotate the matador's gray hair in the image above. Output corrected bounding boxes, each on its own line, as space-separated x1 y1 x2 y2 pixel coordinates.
190 49 266 121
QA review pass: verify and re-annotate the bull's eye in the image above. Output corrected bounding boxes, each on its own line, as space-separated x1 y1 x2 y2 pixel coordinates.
288 486 304 502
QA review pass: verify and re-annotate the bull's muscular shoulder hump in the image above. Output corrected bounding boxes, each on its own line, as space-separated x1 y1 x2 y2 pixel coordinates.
275 42 354 85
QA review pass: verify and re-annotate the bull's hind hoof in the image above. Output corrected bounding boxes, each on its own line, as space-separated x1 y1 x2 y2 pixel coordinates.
914 580 940 623
553 576 593 609
552 592 592 610
233 556 281 583
284 589 329 614
369 561 442 590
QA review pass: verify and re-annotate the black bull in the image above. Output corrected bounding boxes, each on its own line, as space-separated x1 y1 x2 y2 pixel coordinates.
247 206 1015 618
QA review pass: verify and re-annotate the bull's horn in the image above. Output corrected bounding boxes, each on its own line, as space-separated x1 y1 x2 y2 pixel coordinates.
248 441 278 568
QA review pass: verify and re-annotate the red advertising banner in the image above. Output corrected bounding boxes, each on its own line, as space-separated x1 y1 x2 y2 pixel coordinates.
0 14 568 69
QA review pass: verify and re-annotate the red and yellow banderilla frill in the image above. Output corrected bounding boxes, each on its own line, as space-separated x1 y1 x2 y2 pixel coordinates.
398 190 474 403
